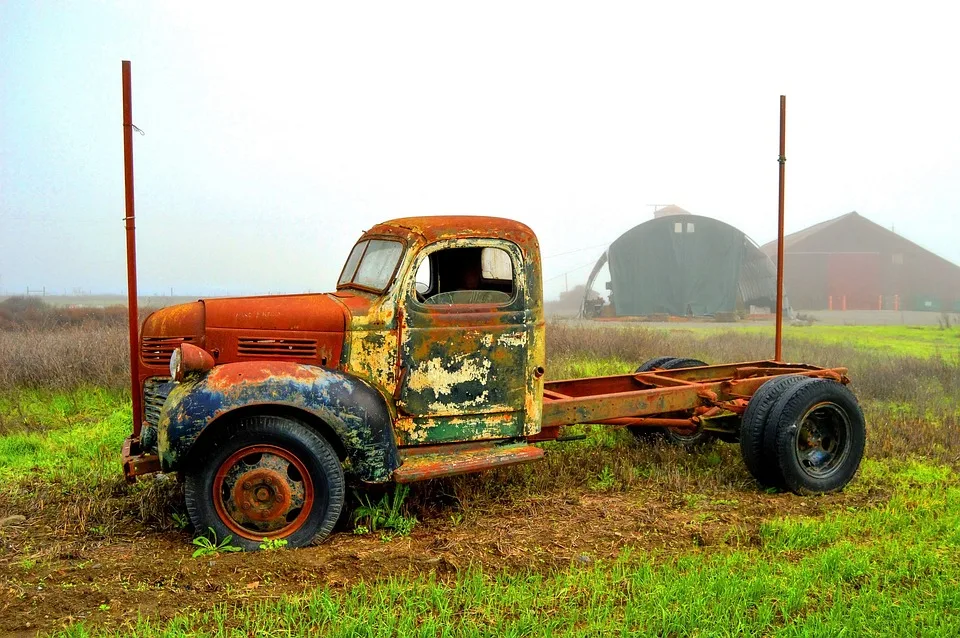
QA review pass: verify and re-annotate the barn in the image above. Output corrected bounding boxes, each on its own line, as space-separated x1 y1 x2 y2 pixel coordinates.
761 211 960 312
582 206 781 318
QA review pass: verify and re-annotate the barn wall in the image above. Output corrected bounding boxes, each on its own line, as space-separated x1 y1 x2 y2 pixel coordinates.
778 214 960 311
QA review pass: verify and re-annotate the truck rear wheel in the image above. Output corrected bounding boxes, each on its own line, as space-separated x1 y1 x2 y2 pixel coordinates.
771 379 866 495
739 374 813 487
634 356 675 373
184 415 345 551
630 357 712 448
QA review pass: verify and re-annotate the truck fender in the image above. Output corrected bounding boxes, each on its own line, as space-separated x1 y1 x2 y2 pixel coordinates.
157 361 400 483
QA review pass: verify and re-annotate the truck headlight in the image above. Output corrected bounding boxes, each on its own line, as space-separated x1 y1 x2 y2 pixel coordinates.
169 343 215 382
169 347 183 381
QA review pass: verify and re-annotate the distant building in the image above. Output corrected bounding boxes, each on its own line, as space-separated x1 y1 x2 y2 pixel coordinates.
761 211 960 311
583 207 781 317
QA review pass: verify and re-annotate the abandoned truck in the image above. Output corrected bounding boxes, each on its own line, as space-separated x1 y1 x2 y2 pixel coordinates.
122 216 865 550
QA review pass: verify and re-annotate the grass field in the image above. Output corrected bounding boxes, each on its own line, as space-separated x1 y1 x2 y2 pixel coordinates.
716 323 960 360
1 323 959 636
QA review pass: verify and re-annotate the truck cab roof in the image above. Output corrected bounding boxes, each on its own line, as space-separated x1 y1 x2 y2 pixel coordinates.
367 216 539 248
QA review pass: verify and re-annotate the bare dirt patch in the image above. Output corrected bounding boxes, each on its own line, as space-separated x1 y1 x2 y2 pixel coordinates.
0 480 886 636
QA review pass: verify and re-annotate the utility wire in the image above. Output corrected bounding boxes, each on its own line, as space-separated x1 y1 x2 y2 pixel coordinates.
542 241 611 259
544 257 602 283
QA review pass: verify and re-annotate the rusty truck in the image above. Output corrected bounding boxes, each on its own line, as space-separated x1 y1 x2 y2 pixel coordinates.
122 216 865 550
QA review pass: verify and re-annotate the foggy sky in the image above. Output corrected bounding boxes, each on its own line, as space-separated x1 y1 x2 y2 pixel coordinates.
2 2 959 302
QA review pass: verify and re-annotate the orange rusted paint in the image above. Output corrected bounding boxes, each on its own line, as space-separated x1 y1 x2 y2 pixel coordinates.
394 441 544 483
203 360 322 390
598 417 698 428
121 436 161 481
177 342 215 376
368 216 540 248
541 363 850 429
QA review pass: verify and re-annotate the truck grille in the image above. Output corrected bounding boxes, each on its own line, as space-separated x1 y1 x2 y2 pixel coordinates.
143 376 174 428
237 337 318 358
141 336 195 366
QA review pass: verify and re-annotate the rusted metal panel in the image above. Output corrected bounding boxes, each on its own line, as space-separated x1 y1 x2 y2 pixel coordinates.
121 436 161 480
202 294 347 332
368 216 541 251
395 411 524 445
598 417 698 428
337 289 402 403
399 317 529 415
541 365 849 429
387 232 542 446
394 441 544 483
542 384 710 427
157 361 399 482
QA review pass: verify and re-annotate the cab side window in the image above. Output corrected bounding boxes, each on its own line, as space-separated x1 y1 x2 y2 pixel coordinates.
416 246 516 306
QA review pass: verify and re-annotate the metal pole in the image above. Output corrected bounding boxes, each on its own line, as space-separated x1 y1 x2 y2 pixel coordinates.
775 95 786 361
122 60 144 437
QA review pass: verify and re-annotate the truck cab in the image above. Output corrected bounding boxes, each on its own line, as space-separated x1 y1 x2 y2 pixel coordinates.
337 216 545 446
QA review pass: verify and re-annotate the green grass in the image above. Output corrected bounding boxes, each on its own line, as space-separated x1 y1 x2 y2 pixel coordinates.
0 388 129 485
50 462 960 637
709 324 960 360
3 323 959 635
5 388 958 637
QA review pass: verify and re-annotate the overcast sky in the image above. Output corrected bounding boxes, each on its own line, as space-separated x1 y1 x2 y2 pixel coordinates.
2 1 958 301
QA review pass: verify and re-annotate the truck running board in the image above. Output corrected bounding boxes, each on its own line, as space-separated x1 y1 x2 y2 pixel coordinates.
394 442 544 483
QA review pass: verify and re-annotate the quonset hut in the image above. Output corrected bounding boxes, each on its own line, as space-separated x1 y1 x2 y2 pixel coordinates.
582 206 782 318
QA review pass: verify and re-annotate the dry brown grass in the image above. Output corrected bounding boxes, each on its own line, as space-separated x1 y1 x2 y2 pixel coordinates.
0 324 131 391
0 296 131 330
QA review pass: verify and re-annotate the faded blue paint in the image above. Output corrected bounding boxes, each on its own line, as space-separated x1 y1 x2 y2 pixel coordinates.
157 362 400 482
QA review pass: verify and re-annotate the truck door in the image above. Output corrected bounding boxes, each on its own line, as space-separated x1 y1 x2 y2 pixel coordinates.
396 240 532 445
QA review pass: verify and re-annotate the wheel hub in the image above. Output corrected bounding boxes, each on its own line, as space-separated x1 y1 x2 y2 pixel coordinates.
213 444 314 540
795 402 850 477
231 468 294 522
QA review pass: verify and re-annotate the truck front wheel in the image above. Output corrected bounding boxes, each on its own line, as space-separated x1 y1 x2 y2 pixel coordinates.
184 415 345 551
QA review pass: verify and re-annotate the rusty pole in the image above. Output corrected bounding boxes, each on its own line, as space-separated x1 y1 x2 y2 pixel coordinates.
122 60 144 437
775 95 786 361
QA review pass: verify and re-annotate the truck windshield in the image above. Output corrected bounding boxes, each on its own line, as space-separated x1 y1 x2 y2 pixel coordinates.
337 239 404 292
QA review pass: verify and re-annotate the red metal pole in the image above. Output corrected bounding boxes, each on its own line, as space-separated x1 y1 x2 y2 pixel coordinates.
122 60 143 438
775 95 786 361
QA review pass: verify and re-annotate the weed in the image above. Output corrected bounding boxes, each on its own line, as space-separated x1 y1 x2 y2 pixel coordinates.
589 465 616 491
191 528 242 558
171 513 189 530
258 537 288 552
353 484 418 537
711 498 738 507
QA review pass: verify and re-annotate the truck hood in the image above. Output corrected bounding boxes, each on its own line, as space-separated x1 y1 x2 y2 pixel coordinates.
140 293 357 370
202 293 349 331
